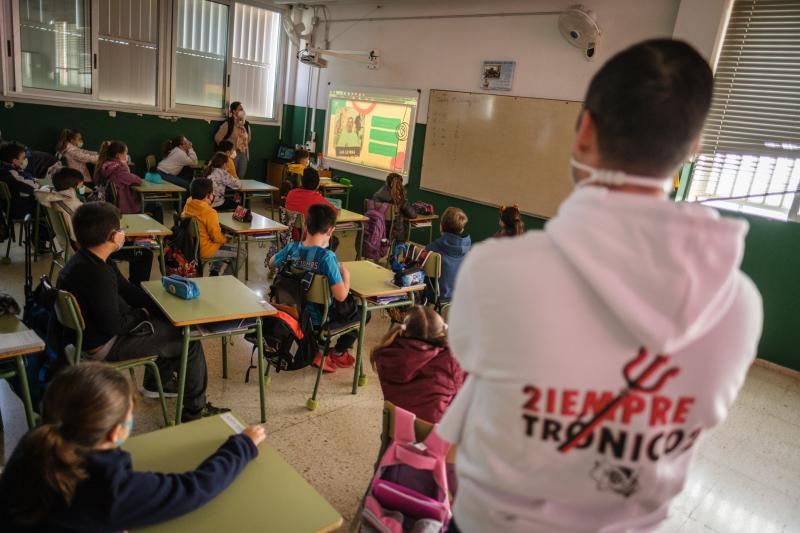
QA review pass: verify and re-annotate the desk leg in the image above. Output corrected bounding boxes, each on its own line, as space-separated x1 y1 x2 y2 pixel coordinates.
345 189 351 209
352 299 370 394
358 222 364 260
256 318 266 423
33 201 41 262
270 192 276 218
234 234 242 279
156 236 166 275
221 337 228 379
244 235 250 281
15 356 35 429
176 326 190 425
428 224 433 244
140 192 146 214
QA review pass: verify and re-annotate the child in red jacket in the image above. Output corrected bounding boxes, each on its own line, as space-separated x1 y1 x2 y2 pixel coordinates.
370 306 465 423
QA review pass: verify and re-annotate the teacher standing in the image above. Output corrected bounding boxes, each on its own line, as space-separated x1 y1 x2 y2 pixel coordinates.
214 101 251 178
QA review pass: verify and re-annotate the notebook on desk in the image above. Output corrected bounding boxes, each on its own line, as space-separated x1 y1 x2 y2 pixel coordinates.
195 318 257 336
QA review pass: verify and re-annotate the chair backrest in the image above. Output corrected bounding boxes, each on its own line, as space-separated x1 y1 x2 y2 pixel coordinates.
145 154 157 171
378 401 457 466
54 290 85 365
44 206 72 260
285 208 305 241
305 273 331 325
107 181 120 206
0 181 11 216
188 217 201 261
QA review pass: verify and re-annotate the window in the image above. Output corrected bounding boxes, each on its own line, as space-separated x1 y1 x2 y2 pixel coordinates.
686 0 800 221
3 0 283 121
98 0 159 106
18 0 92 94
174 0 229 110
230 3 281 119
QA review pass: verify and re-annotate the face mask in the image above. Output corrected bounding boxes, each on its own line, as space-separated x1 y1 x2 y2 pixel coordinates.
77 141 84 148
115 416 134 446
19 158 28 170
231 151 237 159
77 185 87 195
112 230 125 252
237 110 246 119
569 158 673 194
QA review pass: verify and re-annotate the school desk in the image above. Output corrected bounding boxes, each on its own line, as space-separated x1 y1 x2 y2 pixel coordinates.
236 179 279 216
342 261 424 394
335 208 368 261
31 178 51 262
126 413 342 533
133 181 186 216
218 212 288 280
121 213 172 275
319 179 352 209
0 315 43 428
142 276 277 424
407 214 439 244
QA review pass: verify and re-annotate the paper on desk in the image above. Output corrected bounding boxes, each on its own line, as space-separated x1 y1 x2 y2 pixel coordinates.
221 412 245 433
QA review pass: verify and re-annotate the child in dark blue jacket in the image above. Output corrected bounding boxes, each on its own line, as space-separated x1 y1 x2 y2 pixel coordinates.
0 363 264 532
426 207 471 302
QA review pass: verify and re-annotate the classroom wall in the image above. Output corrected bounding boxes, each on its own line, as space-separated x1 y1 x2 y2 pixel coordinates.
0 102 281 180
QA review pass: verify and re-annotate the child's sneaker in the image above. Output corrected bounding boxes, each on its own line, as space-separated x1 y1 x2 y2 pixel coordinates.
312 352 337 373
330 349 355 369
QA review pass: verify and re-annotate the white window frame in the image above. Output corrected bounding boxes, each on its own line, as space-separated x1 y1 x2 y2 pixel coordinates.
0 0 285 125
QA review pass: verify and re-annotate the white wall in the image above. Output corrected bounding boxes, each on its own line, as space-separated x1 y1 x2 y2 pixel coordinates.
284 0 683 123
672 0 733 69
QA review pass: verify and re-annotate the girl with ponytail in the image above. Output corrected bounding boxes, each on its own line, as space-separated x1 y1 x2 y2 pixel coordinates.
0 363 265 532
494 204 525 238
372 172 418 243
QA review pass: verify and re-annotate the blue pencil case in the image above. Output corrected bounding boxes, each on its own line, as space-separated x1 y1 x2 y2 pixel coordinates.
162 275 200 300
145 171 164 183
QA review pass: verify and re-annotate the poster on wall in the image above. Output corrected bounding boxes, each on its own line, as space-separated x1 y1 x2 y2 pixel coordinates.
481 60 516 91
324 86 419 180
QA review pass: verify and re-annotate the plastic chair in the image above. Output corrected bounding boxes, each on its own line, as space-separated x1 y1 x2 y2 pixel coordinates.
53 289 170 425
43 205 72 279
0 181 24 264
145 154 157 172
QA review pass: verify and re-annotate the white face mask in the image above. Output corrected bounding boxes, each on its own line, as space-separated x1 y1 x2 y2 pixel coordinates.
569 158 673 194
77 141 84 148
112 230 125 252
19 158 28 170
237 110 246 119
77 185 87 195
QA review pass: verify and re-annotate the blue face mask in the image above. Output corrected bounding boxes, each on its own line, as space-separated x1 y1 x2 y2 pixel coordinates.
115 416 134 446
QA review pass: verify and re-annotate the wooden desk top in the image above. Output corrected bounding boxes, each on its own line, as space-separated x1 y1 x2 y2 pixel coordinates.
319 180 352 190
342 261 425 298
133 181 186 193
0 316 45 360
142 276 277 327
337 209 368 224
237 179 279 192
122 214 172 237
126 414 342 533
409 214 439 222
218 212 288 235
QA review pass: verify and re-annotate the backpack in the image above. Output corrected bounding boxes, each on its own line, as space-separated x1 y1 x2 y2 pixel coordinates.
215 117 251 150
244 305 318 377
163 218 199 277
363 199 391 260
411 201 434 216
362 406 452 532
86 179 112 203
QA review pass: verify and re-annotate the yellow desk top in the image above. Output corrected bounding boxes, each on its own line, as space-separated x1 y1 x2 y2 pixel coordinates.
218 212 288 235
336 209 368 224
0 316 45 360
126 414 343 533
122 214 172 237
133 181 186 193
142 276 276 327
342 261 425 298
319 180 352 190
237 179 279 192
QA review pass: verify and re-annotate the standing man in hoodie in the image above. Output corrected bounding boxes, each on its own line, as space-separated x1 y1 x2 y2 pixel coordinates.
439 39 763 533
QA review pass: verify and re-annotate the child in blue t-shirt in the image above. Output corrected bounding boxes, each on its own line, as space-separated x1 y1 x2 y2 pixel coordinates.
270 203 358 373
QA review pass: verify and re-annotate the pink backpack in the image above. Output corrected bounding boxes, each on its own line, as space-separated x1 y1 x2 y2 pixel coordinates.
363 199 391 260
362 407 452 532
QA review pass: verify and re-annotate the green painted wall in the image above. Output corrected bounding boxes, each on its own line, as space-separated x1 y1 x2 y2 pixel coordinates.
285 103 799 371
0 102 281 179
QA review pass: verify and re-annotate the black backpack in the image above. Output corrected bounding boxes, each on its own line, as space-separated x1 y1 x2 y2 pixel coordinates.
215 117 251 150
163 218 199 277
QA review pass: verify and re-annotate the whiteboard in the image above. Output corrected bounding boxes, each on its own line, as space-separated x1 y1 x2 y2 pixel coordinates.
420 90 583 219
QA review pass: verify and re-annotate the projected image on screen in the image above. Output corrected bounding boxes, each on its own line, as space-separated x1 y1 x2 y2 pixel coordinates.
325 87 418 177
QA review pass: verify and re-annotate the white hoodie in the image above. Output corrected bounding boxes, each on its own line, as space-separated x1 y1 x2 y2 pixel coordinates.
438 186 763 533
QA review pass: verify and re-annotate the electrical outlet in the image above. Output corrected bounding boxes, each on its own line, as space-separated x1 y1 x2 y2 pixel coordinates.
108 110 117 117
3 101 13 109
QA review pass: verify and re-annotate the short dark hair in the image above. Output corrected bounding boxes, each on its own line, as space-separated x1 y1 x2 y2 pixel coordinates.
218 140 234 152
583 39 712 176
52 168 84 191
73 202 121 248
190 177 214 200
301 167 320 190
294 148 309 162
0 142 26 163
306 203 337 235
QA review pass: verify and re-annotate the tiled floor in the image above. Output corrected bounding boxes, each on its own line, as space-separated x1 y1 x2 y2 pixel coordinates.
1 205 799 532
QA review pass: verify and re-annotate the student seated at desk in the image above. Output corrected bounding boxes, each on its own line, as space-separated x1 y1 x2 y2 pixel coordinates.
36 168 153 285
269 203 366 373
0 142 49 250
373 172 417 243
157 135 198 190
282 148 310 197
493 204 525 238
217 140 239 180
284 168 335 241
57 202 226 421
0 363 264 532
182 178 244 275
371 306 465 423
56 128 98 184
204 152 240 211
426 207 471 302
95 141 163 223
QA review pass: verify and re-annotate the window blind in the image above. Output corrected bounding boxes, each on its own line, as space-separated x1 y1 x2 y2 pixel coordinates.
687 0 800 221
